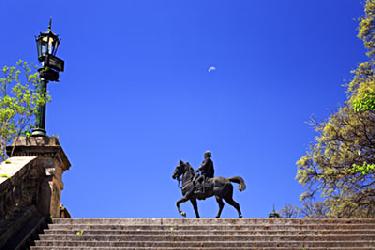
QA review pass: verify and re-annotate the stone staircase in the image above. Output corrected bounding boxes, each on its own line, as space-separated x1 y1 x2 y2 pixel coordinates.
30 218 375 249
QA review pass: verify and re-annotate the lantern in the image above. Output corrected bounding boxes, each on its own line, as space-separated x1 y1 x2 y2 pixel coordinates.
36 19 60 62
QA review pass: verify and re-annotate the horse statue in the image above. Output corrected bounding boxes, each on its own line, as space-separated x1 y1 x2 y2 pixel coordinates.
172 160 246 218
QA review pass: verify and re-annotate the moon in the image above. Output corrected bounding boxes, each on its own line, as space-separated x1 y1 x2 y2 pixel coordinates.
208 66 216 72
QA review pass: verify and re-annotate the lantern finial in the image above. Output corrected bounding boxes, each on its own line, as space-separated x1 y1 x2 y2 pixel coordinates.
48 17 52 31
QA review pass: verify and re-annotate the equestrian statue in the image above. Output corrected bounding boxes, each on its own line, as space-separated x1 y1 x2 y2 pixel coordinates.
172 151 246 218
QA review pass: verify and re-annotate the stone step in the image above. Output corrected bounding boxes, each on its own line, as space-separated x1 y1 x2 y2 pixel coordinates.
30 247 375 250
52 218 375 225
33 240 375 248
43 229 375 236
38 233 375 242
32 218 375 249
47 223 375 231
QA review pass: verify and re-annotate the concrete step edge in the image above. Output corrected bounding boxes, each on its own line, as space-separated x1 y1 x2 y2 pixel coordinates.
43 229 375 234
30 247 375 250
51 218 375 225
33 239 375 247
47 223 375 227
38 233 375 238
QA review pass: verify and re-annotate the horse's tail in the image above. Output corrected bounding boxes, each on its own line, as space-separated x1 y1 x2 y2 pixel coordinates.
227 176 246 192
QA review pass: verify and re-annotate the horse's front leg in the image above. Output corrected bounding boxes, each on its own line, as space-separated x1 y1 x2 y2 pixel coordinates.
190 199 200 218
176 196 189 217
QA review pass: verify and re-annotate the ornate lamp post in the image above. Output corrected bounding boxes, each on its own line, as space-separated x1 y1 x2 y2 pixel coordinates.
32 18 64 137
268 204 281 218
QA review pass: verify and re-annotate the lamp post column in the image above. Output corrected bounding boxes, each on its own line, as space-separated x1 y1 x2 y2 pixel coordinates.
32 77 48 137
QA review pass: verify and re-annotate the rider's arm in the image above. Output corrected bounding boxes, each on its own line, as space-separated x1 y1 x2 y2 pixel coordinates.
197 159 208 172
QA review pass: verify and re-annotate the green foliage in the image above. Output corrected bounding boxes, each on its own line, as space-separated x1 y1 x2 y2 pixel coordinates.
297 107 375 217
351 162 375 175
347 63 375 112
352 92 375 112
0 60 50 161
351 86 375 112
350 0 375 112
358 0 375 56
75 230 84 236
296 0 375 218
0 173 10 178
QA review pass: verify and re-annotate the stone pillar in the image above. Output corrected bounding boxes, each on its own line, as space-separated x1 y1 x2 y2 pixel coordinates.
6 136 71 217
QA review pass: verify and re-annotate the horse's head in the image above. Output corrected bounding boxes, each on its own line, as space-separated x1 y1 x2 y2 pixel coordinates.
172 160 196 182
172 160 186 180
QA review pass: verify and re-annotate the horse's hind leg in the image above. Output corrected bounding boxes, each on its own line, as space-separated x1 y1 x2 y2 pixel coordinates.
190 199 200 218
224 185 242 218
215 196 225 218
224 197 242 218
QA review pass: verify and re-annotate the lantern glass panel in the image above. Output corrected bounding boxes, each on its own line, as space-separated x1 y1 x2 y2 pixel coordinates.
42 36 54 54
53 39 60 55
36 37 47 60
36 39 42 59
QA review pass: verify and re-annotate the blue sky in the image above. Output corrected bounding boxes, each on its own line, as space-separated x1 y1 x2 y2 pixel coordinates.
0 0 366 218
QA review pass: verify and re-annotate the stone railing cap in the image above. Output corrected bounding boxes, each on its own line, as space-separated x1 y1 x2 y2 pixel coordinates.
6 137 71 171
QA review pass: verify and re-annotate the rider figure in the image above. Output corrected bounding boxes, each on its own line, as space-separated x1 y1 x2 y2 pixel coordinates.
195 151 214 195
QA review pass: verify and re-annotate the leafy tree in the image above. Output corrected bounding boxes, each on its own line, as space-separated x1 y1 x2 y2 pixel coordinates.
299 199 329 218
279 200 329 218
279 204 300 218
351 0 375 113
296 0 375 218
0 60 50 161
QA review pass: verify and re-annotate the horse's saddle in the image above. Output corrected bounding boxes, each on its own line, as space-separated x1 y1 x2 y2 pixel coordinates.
182 178 213 195
196 178 213 190
181 180 194 193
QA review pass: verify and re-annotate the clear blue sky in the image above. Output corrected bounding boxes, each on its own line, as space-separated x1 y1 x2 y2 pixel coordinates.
0 0 366 218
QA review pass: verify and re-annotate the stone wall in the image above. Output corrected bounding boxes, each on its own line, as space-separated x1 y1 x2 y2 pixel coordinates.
0 136 70 249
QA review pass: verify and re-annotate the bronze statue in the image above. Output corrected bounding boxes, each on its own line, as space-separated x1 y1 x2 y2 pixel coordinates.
172 159 246 218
